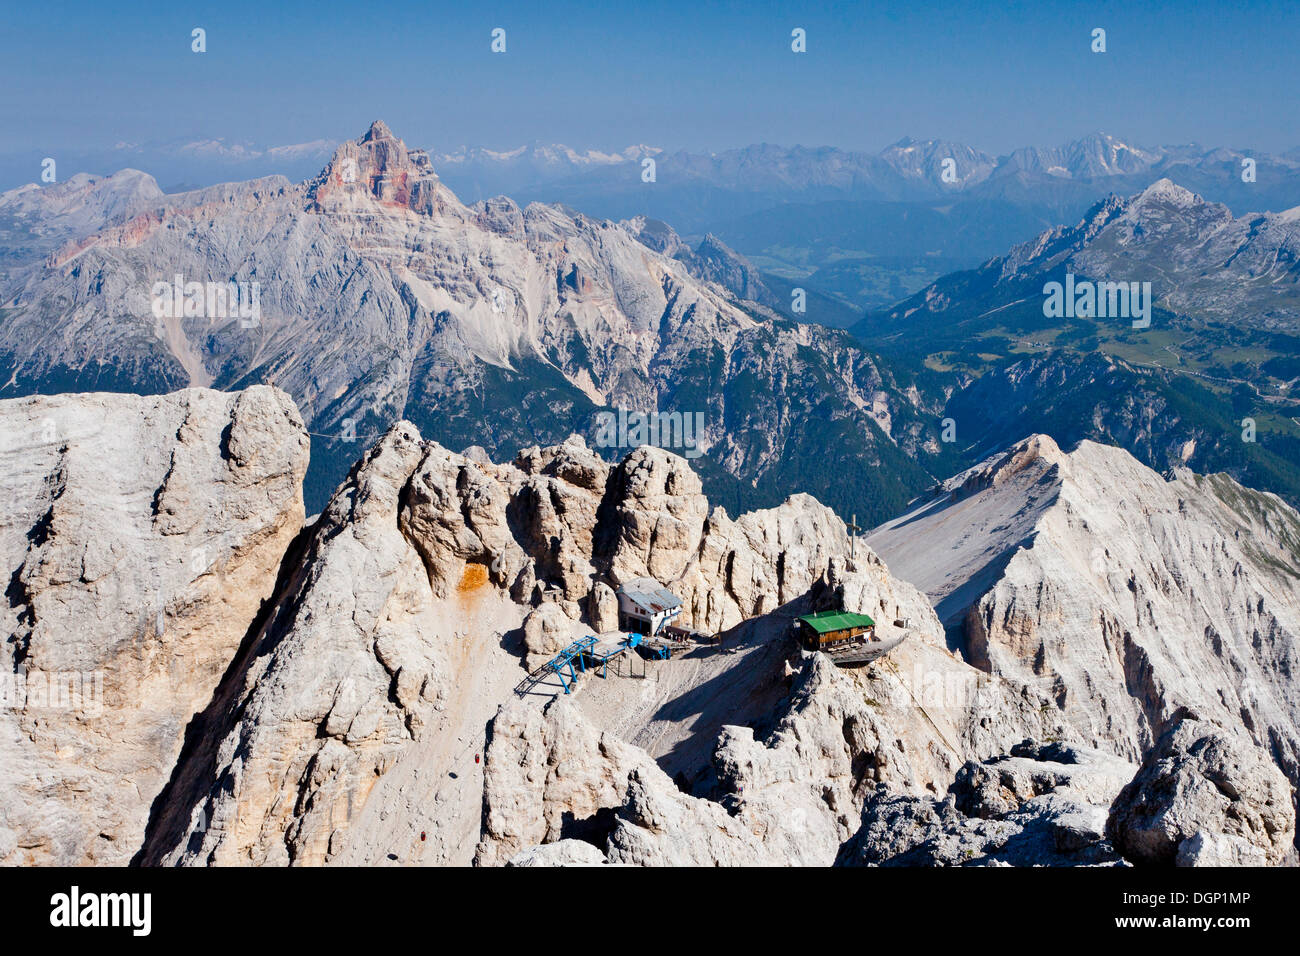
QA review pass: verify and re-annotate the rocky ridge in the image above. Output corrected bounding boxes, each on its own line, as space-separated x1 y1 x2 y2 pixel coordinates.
2 387 1296 867
869 434 1300 857
137 416 943 866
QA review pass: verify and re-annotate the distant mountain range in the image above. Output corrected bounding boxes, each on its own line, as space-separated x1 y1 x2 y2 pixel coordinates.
426 133 1300 317
427 132 1299 194
854 179 1300 505
8 131 1299 213
429 132 1300 221
0 122 947 522
8 130 1299 317
4 123 1299 522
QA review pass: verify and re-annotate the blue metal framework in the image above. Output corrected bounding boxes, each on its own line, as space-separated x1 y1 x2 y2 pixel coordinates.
515 633 655 696
587 633 642 678
547 636 596 693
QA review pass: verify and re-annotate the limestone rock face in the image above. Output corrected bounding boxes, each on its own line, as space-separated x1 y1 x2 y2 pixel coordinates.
839 742 1136 867
1107 709 1296 867
384 435 858 639
674 495 849 635
510 479 601 604
478 656 876 867
1174 831 1277 867
513 437 610 604
0 386 307 865
869 434 1300 826
515 433 610 494
394 435 611 608
475 695 654 867
478 647 1069 867
841 791 1122 867
599 446 710 586
399 442 530 598
605 655 928 866
142 426 644 867
142 422 447 866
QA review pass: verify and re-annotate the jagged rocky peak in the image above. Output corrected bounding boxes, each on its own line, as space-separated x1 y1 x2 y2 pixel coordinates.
513 432 609 492
309 119 453 215
622 216 778 307
988 174 1294 327
870 432 1300 862
363 118 396 142
1132 176 1202 208
472 194 526 236
879 136 997 183
997 193 1128 278
952 433 1070 498
622 215 687 256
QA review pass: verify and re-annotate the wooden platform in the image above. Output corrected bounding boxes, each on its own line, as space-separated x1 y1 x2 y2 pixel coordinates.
823 631 909 667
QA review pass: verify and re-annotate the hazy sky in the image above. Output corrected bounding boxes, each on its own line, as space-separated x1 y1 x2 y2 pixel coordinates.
2 0 1297 156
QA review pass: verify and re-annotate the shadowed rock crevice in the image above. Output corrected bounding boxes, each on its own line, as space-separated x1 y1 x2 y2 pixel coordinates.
133 518 317 865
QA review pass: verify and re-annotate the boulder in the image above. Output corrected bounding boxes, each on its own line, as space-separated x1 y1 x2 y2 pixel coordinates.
522 603 586 672
839 741 1135 867
1175 831 1274 867
1106 709 1296 866
952 741 1137 819
588 581 619 632
506 840 609 867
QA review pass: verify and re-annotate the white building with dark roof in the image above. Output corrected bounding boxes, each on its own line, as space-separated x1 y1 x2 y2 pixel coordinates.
615 577 682 636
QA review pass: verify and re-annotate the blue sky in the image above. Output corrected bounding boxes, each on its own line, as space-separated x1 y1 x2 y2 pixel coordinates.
2 0 1297 157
